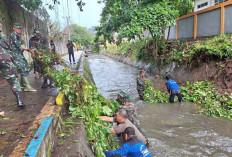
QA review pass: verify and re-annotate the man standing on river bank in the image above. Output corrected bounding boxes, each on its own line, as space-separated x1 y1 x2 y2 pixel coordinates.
67 40 75 64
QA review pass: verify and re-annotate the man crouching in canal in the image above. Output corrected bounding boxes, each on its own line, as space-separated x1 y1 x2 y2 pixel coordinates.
103 127 152 157
100 109 147 145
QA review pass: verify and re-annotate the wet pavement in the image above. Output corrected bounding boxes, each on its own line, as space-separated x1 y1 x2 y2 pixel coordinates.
0 51 82 156
88 54 232 157
0 73 58 156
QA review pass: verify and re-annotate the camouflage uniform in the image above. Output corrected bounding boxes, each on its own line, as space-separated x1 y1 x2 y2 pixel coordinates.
119 102 142 131
9 31 29 77
29 36 49 74
136 75 145 100
0 35 22 93
30 30 52 88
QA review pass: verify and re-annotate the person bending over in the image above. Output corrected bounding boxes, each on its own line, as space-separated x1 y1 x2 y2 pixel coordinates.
166 75 182 103
100 109 147 145
103 127 152 157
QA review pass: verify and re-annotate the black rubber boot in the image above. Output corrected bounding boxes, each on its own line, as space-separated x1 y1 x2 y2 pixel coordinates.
15 92 26 107
41 77 49 89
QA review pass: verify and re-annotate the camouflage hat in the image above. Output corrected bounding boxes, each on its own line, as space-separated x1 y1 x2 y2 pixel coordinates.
33 28 42 36
13 23 22 29
118 91 128 98
123 96 133 103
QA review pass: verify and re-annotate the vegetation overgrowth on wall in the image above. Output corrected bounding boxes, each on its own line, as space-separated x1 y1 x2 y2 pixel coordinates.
37 51 119 157
104 34 232 66
144 80 232 120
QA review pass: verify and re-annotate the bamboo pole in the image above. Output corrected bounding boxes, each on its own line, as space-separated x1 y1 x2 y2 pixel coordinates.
176 20 178 40
194 14 198 39
220 5 225 34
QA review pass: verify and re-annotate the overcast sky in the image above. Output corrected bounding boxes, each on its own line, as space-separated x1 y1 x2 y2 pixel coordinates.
45 0 104 29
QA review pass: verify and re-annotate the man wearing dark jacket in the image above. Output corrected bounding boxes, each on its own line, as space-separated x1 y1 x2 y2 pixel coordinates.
166 75 182 103
103 127 152 157
66 40 75 64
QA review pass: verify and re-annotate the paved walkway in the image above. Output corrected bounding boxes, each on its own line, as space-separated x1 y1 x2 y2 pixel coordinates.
0 51 82 156
62 51 83 64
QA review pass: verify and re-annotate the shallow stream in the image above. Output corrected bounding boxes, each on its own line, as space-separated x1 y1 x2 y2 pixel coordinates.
88 55 232 157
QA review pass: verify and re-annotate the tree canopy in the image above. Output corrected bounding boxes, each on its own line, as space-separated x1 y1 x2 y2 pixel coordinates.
71 24 94 46
94 0 193 51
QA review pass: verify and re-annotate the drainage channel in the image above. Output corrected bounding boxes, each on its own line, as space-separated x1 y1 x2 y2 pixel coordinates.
88 54 232 157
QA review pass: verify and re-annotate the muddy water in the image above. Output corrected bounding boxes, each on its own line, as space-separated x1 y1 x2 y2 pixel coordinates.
88 55 232 157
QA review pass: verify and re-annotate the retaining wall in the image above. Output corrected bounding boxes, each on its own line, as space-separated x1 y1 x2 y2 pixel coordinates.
0 0 67 60
0 0 48 61
0 0 48 40
102 51 215 85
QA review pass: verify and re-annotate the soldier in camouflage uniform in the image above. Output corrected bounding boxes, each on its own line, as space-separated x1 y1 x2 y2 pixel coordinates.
29 29 51 88
119 97 142 132
120 96 149 144
9 23 37 92
0 30 26 107
136 69 146 100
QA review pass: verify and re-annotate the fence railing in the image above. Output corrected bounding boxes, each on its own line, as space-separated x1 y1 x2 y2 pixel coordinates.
165 0 232 40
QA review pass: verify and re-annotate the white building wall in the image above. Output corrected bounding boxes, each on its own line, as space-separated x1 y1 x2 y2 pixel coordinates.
194 0 215 12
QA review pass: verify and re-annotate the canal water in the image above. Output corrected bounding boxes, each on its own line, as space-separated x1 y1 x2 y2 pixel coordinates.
88 55 232 157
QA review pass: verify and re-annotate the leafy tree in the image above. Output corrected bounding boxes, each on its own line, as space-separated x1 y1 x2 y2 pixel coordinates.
95 0 193 53
71 24 94 46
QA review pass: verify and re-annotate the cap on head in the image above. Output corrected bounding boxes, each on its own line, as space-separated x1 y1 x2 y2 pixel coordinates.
118 91 127 98
13 23 22 29
33 29 42 36
123 96 132 103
